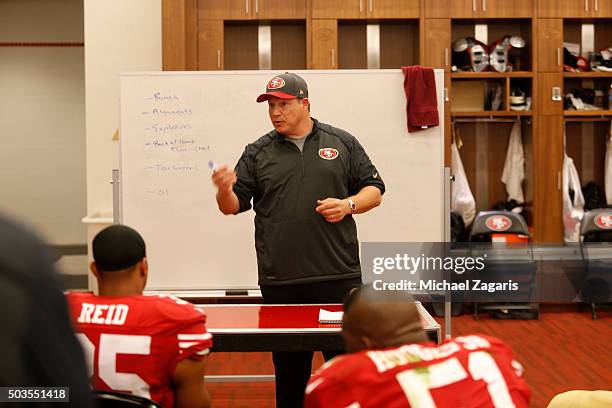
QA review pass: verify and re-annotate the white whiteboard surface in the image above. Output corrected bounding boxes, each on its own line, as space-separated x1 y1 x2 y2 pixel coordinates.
120 70 444 290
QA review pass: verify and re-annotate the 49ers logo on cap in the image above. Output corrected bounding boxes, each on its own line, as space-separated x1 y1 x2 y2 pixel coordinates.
268 77 285 90
595 213 612 229
319 148 338 160
485 215 512 231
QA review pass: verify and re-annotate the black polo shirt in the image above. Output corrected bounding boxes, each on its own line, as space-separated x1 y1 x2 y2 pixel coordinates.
233 119 385 285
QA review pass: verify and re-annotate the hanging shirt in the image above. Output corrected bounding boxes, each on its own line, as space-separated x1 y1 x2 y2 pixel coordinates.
451 142 476 226
605 121 612 205
501 121 525 204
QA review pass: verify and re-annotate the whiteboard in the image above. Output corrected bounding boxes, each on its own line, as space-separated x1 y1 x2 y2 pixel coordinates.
120 70 444 290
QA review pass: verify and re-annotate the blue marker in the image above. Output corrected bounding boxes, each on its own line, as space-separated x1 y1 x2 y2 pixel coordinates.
208 160 218 172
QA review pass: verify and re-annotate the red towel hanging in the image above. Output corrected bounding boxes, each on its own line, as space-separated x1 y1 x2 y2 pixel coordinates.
401 65 440 133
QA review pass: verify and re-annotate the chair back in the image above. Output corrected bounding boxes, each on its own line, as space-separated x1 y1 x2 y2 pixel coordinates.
469 211 529 242
580 209 612 242
95 391 162 408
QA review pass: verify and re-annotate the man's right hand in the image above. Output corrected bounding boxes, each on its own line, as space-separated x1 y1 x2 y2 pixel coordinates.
212 165 240 215
211 165 237 193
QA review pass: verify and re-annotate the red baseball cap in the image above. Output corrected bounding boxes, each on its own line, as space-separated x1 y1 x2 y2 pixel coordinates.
256 72 309 103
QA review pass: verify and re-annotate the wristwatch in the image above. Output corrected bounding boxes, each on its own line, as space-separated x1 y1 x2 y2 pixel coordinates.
347 197 357 214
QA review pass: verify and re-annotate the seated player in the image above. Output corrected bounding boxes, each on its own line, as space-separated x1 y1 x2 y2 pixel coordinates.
0 214 93 407
66 225 212 408
304 285 530 408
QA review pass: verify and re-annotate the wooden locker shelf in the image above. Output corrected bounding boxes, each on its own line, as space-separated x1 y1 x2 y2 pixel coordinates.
563 72 612 78
451 72 534 78
452 111 533 117
563 110 612 116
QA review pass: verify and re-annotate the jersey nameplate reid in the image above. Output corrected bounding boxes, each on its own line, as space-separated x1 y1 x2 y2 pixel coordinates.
77 303 129 326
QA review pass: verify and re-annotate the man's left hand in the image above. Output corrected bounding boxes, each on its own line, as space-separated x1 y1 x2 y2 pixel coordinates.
316 198 350 223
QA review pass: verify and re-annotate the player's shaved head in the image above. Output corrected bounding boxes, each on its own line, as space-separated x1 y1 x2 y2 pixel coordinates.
342 285 427 353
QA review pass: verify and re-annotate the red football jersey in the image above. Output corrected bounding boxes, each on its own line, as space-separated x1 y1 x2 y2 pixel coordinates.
66 292 212 408
305 335 530 408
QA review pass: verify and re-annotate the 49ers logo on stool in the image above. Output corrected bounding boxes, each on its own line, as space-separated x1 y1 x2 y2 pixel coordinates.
485 215 512 231
319 148 338 160
268 77 285 89
595 213 612 229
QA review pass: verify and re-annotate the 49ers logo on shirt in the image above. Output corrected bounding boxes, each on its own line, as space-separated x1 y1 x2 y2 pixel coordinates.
268 77 285 89
485 215 512 232
319 148 339 160
595 213 612 229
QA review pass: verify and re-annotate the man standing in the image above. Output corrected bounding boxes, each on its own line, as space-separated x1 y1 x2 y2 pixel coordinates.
66 225 212 408
211 72 385 407
304 286 531 407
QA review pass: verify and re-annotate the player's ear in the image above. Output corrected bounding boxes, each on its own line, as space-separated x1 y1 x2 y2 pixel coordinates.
140 257 149 278
361 336 374 350
90 262 100 279
139 258 149 290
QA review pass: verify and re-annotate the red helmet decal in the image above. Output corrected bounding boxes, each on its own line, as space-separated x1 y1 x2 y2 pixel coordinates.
319 148 339 160
485 215 512 232
595 213 612 229
268 77 285 89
